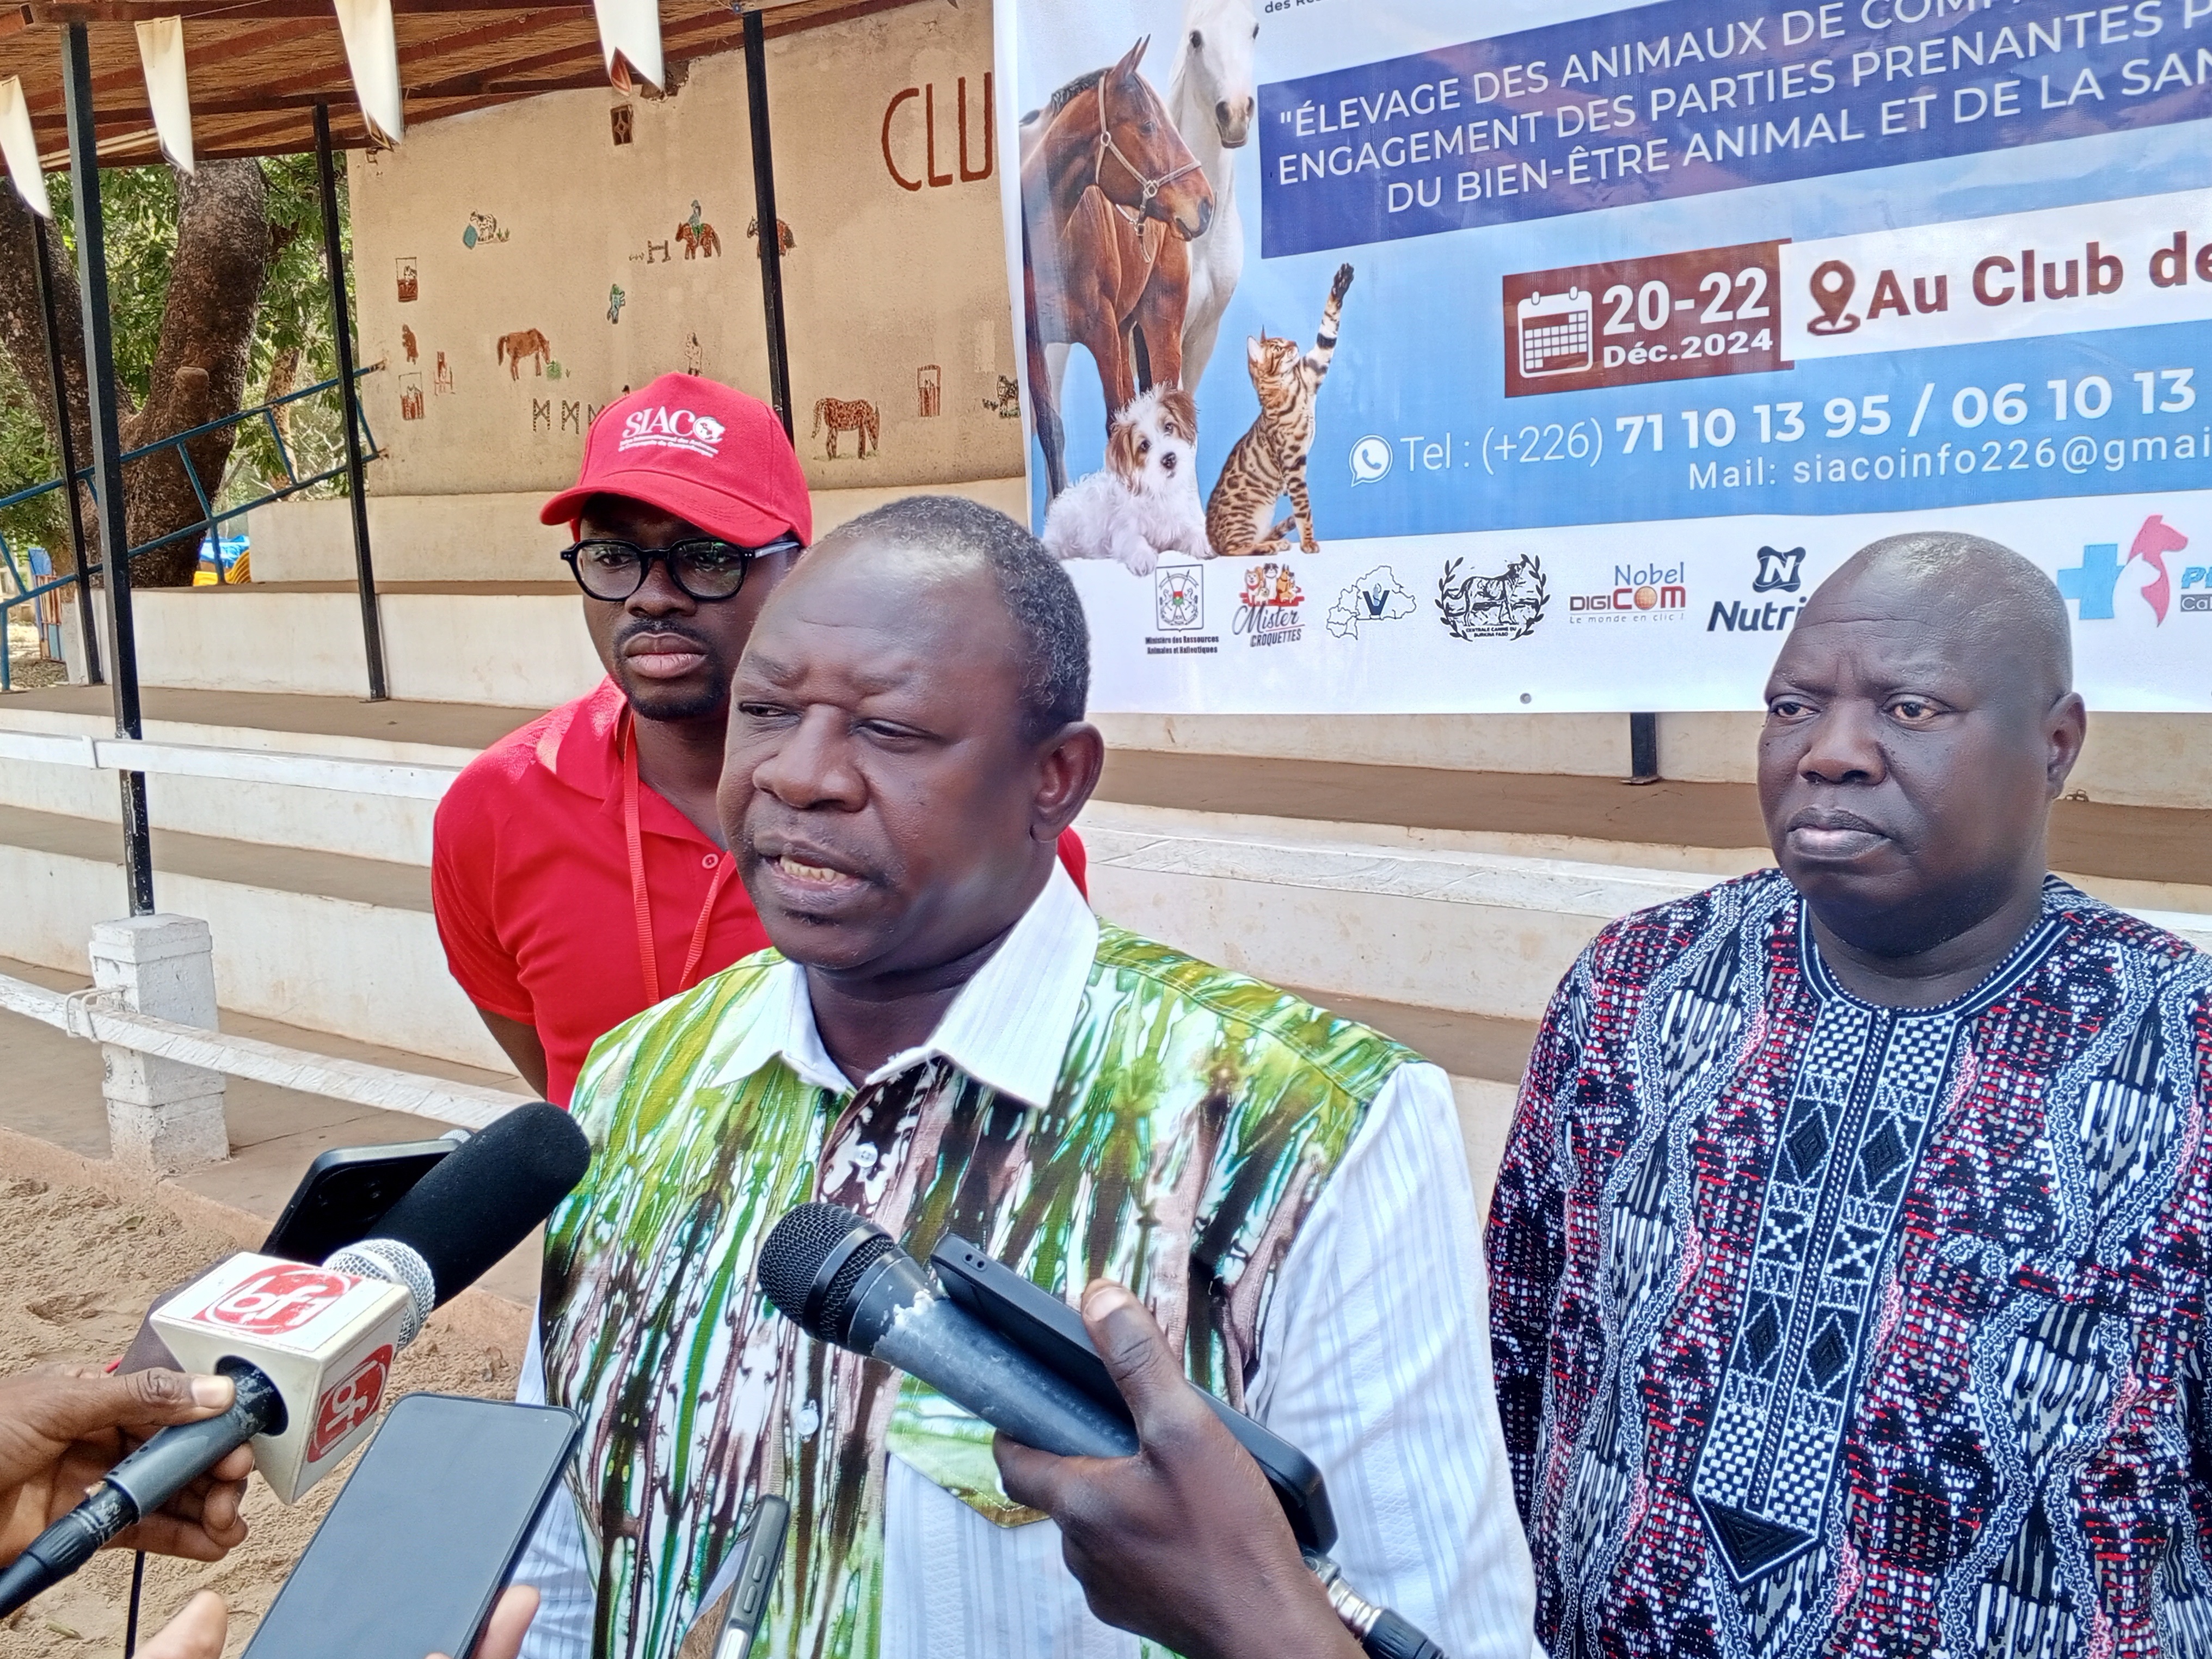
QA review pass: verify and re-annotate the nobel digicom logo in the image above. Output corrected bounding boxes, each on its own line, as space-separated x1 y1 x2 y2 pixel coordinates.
618 408 727 458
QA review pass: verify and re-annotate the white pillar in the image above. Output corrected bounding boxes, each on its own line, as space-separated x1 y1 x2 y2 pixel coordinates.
56 601 90 685
90 914 229 1170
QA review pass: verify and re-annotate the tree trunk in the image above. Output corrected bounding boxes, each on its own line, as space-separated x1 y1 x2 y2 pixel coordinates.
260 343 302 487
0 186 103 577
0 161 269 587
119 162 269 587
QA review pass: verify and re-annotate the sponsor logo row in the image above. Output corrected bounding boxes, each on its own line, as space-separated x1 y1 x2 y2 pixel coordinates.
1145 555 1694 653
1142 507 2208 657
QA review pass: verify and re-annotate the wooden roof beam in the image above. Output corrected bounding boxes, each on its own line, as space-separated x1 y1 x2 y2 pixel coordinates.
21 64 631 130
392 5 742 92
24 0 590 19
9 16 334 113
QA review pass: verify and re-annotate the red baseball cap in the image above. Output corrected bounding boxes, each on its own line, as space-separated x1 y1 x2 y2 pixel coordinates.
540 372 812 547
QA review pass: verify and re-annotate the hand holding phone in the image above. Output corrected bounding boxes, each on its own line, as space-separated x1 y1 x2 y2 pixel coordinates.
133 1584 542 1659
243 1394 579 1659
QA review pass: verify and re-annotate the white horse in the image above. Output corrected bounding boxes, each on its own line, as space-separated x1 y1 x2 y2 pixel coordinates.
1165 0 1256 391
1033 0 1257 432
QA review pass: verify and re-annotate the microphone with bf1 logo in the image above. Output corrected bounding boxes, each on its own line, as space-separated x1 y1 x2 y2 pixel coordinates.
0 1102 590 1619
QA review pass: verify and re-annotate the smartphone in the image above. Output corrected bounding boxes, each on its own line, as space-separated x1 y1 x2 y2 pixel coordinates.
116 1138 468 1374
261 1137 464 1263
677 1495 791 1659
927 1234 1339 1552
243 1393 581 1659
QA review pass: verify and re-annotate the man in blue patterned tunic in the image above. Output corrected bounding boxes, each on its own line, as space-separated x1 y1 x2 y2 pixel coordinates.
1480 532 2212 1659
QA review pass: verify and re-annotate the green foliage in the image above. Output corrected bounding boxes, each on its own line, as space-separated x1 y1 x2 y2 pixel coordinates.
0 345 66 580
9 152 358 549
225 153 353 505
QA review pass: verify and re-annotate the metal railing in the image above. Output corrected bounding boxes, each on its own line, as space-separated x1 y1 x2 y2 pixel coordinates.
0 365 383 691
0 968 527 1131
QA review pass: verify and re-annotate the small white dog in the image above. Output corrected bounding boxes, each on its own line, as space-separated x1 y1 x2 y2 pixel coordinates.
1043 386 1210 576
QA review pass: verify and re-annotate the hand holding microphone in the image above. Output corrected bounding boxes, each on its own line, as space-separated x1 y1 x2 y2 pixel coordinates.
0 1365 253 1568
758 1202 1448 1659
992 1283 1361 1659
0 1102 591 1619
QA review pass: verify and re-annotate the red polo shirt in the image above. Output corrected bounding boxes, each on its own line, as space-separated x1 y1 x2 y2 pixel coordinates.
431 678 1089 1105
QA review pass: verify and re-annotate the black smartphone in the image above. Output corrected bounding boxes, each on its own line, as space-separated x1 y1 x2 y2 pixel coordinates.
677 1495 791 1659
118 1138 468 1374
261 1137 463 1263
243 1393 581 1659
927 1234 1339 1552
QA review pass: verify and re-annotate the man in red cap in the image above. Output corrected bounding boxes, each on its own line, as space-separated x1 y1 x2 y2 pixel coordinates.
432 373 1086 1104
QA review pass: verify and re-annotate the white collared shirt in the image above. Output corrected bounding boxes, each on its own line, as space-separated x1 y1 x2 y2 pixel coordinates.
515 864 1535 1659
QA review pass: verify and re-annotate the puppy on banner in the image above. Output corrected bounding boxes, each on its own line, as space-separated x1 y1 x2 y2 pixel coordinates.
1042 385 1211 575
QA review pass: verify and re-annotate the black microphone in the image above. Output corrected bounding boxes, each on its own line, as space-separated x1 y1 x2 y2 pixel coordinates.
758 1201 1136 1458
0 1102 590 1619
757 1202 1451 1659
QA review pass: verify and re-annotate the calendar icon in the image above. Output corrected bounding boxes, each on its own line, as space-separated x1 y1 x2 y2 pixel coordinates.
1515 290 1593 377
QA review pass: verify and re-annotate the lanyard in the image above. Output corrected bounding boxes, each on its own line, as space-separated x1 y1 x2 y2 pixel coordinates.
619 711 734 1006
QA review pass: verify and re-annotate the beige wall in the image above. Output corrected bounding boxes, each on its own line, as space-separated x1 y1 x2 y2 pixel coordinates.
348 0 1021 499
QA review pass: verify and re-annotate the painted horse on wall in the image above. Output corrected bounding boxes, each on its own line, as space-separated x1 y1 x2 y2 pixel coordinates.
1021 36 1213 499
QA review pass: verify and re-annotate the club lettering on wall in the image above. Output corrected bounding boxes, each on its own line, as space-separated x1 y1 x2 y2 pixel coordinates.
881 73 993 190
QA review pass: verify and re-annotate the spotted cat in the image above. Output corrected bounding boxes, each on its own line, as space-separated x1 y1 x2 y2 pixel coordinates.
1205 262 1354 558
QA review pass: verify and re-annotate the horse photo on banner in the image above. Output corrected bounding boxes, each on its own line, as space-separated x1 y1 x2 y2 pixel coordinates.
993 0 2212 716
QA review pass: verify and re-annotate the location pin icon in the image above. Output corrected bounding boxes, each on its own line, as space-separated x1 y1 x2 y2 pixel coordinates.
1807 259 1860 335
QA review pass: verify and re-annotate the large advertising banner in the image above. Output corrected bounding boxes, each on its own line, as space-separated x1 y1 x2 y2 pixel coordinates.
995 0 2212 712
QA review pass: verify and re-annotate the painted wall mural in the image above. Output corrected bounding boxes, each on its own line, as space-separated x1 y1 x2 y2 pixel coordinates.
675 201 721 259
745 217 795 255
812 397 879 459
350 0 1022 497
498 329 552 379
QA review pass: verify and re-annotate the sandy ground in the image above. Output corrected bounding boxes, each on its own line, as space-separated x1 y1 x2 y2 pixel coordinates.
4 609 65 691
0 1135 525 1658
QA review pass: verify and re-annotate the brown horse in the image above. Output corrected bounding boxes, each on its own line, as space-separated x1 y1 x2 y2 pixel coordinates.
1021 36 1213 499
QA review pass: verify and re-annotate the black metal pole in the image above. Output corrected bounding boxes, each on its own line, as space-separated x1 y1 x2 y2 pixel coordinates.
314 100 388 701
62 22 153 914
742 9 793 438
1626 711 1660 785
30 215 101 685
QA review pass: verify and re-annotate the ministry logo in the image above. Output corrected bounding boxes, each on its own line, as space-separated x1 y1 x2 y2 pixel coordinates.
1753 546 1805 593
1155 567 1203 630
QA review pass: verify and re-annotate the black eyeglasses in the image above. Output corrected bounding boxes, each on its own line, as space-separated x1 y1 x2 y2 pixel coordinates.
560 535 802 603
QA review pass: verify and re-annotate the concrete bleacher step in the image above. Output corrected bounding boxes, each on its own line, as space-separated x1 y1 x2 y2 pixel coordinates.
0 800 503 1071
0 684 538 865
0 954 540 1304
90 582 603 709
5 685 2210 1211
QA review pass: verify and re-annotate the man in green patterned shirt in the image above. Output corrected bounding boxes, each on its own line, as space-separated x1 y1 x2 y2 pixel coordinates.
510 497 1532 1659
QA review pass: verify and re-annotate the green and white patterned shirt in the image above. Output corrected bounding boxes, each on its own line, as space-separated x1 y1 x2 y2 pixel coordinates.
513 864 1533 1659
